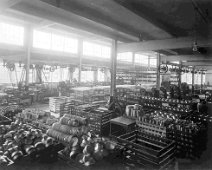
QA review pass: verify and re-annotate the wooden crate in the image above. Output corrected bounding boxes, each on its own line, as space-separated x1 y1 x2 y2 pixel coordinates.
116 130 175 169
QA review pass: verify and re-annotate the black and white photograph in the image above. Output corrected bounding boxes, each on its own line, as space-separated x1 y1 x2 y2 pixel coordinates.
0 0 212 169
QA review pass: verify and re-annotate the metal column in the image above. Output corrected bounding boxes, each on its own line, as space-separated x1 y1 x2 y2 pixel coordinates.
192 67 195 94
110 39 117 97
25 25 33 87
78 39 83 83
132 52 135 66
201 72 203 91
93 68 98 83
156 53 161 90
178 62 182 89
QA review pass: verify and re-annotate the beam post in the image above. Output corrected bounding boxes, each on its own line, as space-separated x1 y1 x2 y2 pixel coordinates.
24 24 33 88
110 39 117 97
201 72 203 91
178 61 182 88
93 68 98 83
156 53 161 90
192 67 195 94
78 39 83 83
132 52 135 66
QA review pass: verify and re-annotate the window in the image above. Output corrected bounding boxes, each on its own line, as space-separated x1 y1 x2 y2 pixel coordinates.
51 34 64 52
83 41 111 59
134 54 148 65
203 74 206 84
181 73 192 84
64 37 78 53
0 22 24 46
194 73 202 85
33 30 78 53
149 57 157 67
98 69 105 82
81 71 94 82
33 30 51 49
117 52 133 62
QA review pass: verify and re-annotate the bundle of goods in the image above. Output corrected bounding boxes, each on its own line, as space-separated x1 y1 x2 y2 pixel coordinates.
0 115 12 125
189 113 212 123
166 120 207 159
73 87 93 103
49 97 69 113
16 109 57 131
0 155 13 166
47 114 89 144
0 104 22 121
136 111 175 137
0 119 59 164
72 86 110 104
116 130 175 169
71 104 100 114
141 96 192 105
59 101 74 117
142 96 192 118
72 107 112 136
143 103 191 118
125 104 144 119
59 134 120 167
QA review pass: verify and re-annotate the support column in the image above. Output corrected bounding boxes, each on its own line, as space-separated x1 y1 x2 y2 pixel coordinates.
178 62 182 88
156 53 161 90
25 25 33 88
201 72 203 91
110 39 117 97
93 68 98 83
36 68 42 83
192 67 195 94
78 39 83 83
132 52 135 66
69 66 74 82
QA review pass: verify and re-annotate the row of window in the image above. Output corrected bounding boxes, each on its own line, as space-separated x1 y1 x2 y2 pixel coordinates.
0 22 157 66
181 73 205 85
117 53 157 67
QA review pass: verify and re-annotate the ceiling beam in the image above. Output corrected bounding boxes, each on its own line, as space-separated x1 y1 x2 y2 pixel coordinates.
0 43 25 52
182 61 212 66
163 50 178 55
0 0 23 13
118 37 212 53
34 20 56 29
161 54 212 62
12 0 139 42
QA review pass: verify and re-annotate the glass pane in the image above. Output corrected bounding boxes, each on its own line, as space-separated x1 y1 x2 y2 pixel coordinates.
0 22 24 46
134 54 148 65
51 34 64 52
64 37 78 53
81 71 94 82
117 52 132 62
33 30 51 49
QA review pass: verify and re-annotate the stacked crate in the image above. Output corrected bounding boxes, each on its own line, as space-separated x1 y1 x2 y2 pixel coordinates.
71 106 113 136
116 130 175 169
166 120 207 159
49 97 68 114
